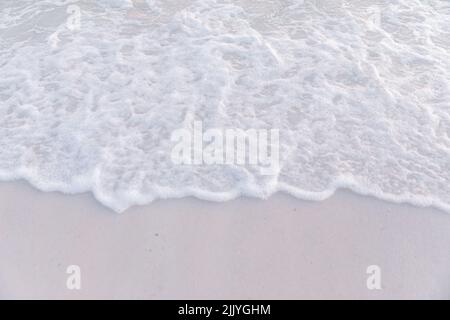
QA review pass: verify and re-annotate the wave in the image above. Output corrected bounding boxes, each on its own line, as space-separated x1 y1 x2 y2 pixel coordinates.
1 0 450 213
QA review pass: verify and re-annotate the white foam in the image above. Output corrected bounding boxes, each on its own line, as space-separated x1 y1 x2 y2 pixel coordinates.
1 0 450 213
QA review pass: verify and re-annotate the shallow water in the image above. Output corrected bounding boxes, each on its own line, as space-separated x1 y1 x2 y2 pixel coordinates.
1 0 450 212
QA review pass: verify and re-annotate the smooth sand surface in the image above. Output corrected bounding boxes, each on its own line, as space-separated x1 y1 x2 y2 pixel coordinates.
0 181 449 300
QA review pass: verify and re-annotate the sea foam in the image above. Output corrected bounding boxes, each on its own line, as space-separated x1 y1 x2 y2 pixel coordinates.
1 0 450 212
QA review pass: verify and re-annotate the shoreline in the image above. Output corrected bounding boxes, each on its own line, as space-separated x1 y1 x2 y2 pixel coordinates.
2 174 450 215
1 180 449 299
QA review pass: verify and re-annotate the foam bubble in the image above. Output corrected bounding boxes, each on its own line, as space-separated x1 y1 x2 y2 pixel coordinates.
1 0 450 212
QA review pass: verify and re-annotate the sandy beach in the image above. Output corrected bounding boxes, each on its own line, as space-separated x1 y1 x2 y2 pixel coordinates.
1 0 450 302
0 181 449 300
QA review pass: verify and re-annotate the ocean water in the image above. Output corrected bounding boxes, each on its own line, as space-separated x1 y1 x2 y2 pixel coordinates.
1 0 450 213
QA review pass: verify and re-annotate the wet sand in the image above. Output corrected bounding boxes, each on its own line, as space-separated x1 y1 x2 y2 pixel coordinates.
0 181 449 299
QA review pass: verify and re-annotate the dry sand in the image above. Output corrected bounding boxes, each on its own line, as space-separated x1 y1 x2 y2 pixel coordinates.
0 181 449 299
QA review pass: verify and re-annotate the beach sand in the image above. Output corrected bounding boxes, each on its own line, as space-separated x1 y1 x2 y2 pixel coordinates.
0 181 449 300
